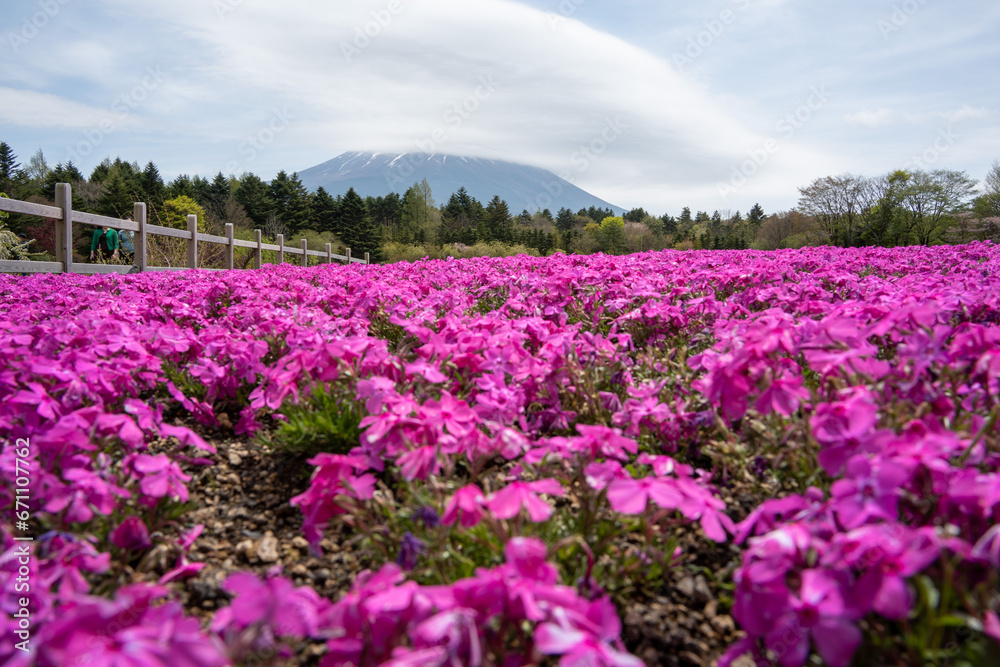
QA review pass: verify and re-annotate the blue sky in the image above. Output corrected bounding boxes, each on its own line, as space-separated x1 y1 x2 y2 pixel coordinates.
1 0 997 216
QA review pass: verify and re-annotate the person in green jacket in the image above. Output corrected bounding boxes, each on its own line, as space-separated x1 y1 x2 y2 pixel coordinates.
90 225 119 262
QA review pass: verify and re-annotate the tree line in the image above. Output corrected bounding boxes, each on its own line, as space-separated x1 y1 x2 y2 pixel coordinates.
2 141 997 265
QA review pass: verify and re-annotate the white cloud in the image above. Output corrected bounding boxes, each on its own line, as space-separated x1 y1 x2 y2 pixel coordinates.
844 108 896 127
0 87 142 130
85 0 841 211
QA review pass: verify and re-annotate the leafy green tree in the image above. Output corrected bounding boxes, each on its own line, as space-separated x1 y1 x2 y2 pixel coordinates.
163 195 207 229
597 215 625 254
401 181 437 243
895 169 977 245
973 160 1000 219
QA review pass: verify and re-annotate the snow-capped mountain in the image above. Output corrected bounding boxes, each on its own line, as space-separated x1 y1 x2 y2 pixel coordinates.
296 152 624 214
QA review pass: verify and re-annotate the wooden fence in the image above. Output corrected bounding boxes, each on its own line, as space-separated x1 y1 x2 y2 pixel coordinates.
0 183 369 275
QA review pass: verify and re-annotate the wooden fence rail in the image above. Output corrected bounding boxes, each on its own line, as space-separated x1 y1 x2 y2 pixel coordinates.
0 183 370 275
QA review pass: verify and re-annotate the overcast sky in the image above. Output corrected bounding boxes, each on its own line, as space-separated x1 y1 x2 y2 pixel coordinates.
1 0 997 215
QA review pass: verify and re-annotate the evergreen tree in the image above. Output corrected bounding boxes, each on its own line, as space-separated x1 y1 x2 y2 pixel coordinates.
481 195 511 243
139 161 165 204
660 213 677 236
338 187 367 250
96 173 133 217
748 203 765 228
269 171 311 234
42 162 85 201
555 207 575 233
190 175 211 207
206 172 231 215
0 143 20 195
234 172 273 227
311 187 340 236
440 187 483 244
624 207 647 222
167 175 196 200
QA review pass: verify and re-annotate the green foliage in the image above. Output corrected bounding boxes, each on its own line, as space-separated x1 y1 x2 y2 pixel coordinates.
0 192 31 261
598 215 625 254
381 240 539 263
162 195 206 229
263 383 364 456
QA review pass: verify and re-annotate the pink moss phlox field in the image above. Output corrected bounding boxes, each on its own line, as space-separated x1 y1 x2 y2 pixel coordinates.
0 242 998 665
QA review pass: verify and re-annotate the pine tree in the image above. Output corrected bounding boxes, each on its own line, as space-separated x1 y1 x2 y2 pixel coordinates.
269 171 311 234
206 172 231 215
140 161 165 204
97 173 133 217
440 187 483 244
555 207 575 233
338 187 367 250
0 143 21 195
234 172 273 227
481 195 511 243
311 187 340 236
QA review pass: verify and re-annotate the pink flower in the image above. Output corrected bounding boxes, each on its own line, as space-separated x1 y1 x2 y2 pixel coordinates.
485 479 565 522
830 456 909 529
442 484 486 528
606 475 682 515
984 610 1000 645
129 453 192 503
764 569 862 667
110 516 152 551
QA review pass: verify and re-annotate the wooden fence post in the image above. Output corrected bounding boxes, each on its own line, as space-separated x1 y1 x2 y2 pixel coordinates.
346 247 351 264
224 223 234 270
365 252 369 265
276 234 284 264
254 230 262 269
55 183 72 273
326 242 332 264
300 239 308 267
187 214 198 268
133 201 147 272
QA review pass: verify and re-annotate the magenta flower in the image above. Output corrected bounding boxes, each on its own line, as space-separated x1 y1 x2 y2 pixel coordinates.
129 453 192 503
212 572 330 642
606 475 682 515
828 524 940 620
485 479 565 522
830 455 909 529
764 569 862 667
110 516 152 551
810 388 879 475
442 484 486 528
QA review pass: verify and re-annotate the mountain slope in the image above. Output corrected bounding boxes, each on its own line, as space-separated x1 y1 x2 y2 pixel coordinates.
296 152 624 214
